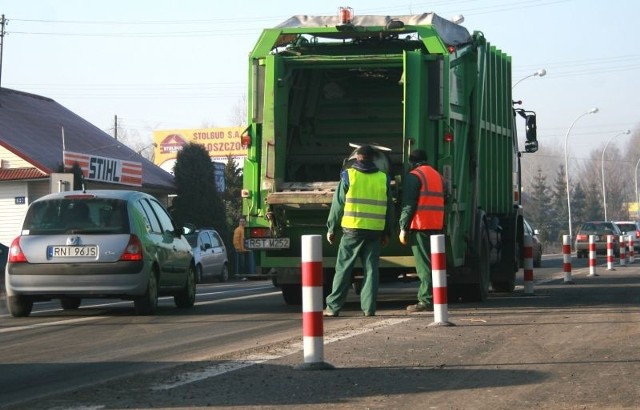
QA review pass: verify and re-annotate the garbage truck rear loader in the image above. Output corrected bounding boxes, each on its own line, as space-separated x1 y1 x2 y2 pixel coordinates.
240 9 538 304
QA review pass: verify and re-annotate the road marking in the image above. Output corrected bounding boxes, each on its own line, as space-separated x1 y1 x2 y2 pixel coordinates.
0 290 281 333
0 316 106 334
151 317 411 390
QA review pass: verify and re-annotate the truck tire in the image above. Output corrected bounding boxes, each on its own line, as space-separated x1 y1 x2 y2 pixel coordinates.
492 239 517 293
465 224 491 302
281 284 302 305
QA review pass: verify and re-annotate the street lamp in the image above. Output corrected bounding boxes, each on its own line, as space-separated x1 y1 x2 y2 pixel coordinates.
564 107 599 241
601 130 631 221
512 68 547 88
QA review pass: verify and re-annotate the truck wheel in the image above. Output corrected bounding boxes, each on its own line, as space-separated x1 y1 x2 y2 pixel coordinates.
466 225 491 302
281 284 302 305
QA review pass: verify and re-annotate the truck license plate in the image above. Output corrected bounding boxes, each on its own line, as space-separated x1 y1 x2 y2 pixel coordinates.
48 245 98 258
245 238 290 249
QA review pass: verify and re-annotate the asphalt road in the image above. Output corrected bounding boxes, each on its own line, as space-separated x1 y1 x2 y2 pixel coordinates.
1 254 639 409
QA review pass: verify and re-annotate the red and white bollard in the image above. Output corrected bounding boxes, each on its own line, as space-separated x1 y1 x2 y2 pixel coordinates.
619 235 626 267
523 235 534 295
296 235 334 370
606 235 615 270
562 235 574 284
429 234 454 327
628 235 635 263
588 235 598 277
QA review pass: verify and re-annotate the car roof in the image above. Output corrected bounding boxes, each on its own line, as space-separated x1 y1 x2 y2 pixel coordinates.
32 190 150 203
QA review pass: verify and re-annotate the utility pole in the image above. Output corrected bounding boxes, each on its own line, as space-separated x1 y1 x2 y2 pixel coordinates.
0 15 7 88
114 115 118 140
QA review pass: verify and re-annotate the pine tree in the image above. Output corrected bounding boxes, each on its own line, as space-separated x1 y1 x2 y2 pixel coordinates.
527 167 550 241
172 143 229 241
550 164 569 241
223 154 244 233
571 182 587 227
583 181 603 222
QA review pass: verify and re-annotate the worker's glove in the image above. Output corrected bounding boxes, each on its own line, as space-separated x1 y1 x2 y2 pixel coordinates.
326 232 335 245
399 230 408 245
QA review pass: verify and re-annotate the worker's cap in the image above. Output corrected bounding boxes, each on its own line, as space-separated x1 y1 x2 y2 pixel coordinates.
409 149 427 163
355 145 376 160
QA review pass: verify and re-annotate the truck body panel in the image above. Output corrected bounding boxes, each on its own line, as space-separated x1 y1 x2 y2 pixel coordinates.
242 11 537 304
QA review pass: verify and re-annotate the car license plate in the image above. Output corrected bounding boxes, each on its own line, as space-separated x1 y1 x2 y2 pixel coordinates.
48 245 98 258
245 238 290 249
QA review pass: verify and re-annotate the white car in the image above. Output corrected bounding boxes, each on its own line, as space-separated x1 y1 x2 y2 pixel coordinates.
185 228 229 283
613 221 640 251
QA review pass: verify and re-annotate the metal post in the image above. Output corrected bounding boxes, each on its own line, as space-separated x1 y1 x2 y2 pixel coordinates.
564 108 599 240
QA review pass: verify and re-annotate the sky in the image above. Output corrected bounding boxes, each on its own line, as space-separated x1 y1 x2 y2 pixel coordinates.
2 0 639 161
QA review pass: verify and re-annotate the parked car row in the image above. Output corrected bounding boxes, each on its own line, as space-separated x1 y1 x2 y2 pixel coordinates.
4 190 230 318
574 220 640 258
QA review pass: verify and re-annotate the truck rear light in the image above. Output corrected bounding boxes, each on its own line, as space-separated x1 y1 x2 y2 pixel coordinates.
338 6 354 24
241 189 250 198
241 132 251 149
8 237 27 263
444 132 453 142
635 230 640 239
576 234 588 241
119 234 144 261
250 228 271 238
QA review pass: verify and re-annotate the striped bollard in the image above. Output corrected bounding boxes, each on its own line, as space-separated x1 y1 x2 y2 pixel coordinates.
523 235 534 295
428 234 454 327
295 235 334 370
587 235 598 277
619 236 626 267
628 235 635 263
562 235 574 284
606 235 615 270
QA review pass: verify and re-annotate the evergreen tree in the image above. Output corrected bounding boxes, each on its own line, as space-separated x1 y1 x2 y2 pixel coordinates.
571 182 587 227
223 154 244 235
550 164 569 241
527 167 551 242
172 143 229 241
583 181 603 222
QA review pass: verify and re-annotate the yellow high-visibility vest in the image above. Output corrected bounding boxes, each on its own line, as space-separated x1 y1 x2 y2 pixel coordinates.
342 168 387 231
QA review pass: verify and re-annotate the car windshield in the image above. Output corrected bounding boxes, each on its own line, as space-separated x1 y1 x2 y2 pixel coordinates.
23 198 129 234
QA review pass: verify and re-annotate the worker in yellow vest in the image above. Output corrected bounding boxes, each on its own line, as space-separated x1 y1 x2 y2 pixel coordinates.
324 145 393 317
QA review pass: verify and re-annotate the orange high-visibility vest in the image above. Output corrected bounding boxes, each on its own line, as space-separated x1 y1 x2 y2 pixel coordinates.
409 165 444 230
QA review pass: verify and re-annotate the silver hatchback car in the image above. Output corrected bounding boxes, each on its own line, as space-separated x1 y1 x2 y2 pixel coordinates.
5 190 196 317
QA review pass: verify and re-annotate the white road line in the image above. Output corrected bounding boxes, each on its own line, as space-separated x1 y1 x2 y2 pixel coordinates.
151 317 411 390
0 290 281 333
0 316 106 334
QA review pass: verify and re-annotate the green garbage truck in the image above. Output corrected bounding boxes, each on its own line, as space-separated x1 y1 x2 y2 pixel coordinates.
239 9 538 304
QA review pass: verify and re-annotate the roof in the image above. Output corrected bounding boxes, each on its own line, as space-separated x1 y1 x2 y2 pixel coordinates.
0 88 176 193
0 167 47 181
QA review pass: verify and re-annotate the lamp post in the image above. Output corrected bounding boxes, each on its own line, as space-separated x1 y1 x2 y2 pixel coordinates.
512 68 547 88
601 130 631 221
564 107 599 241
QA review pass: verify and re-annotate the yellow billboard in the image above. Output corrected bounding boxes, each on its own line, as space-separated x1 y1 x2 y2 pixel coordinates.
152 127 245 173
